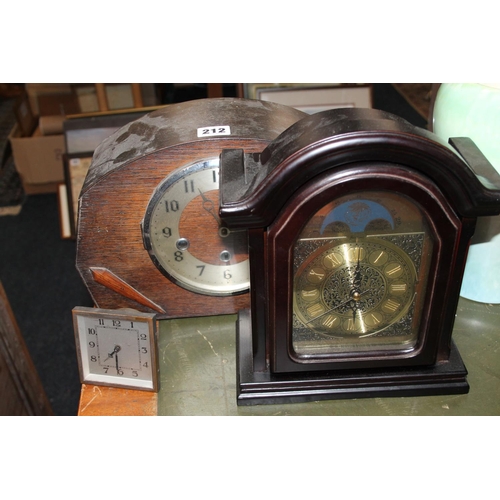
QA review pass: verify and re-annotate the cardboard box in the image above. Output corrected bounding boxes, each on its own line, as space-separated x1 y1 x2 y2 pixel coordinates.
9 123 65 194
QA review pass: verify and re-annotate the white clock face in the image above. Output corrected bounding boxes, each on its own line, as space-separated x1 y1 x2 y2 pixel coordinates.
142 159 249 296
73 307 157 391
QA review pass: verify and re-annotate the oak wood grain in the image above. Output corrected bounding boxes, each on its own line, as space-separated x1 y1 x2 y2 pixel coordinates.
76 99 306 318
77 141 263 317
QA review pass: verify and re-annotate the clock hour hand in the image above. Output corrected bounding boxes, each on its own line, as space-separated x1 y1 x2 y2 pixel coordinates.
306 289 370 325
104 345 121 362
198 189 221 225
197 189 246 237
348 290 364 324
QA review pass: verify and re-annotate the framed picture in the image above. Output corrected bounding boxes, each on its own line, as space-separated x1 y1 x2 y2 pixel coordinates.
59 153 93 239
244 83 373 114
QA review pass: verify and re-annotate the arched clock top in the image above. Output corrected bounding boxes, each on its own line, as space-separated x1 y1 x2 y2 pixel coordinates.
80 98 306 194
219 108 500 227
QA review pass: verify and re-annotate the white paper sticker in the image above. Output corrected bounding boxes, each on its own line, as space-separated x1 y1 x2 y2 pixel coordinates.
197 125 231 137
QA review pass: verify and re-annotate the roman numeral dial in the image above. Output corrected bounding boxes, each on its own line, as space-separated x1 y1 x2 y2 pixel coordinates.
293 237 417 338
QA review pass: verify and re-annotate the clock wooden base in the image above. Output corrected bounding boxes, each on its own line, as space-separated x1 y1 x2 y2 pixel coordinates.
236 310 469 406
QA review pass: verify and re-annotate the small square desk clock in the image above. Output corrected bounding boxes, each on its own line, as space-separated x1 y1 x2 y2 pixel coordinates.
218 107 500 405
73 306 159 391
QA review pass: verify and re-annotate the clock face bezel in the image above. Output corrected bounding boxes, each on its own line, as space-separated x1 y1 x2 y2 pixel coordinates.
267 163 462 373
73 306 159 392
141 158 250 297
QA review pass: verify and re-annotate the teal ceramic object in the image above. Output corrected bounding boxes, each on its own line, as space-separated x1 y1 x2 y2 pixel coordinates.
433 83 500 303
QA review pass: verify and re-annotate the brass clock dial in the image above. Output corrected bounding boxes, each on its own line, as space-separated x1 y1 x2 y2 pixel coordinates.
291 192 432 357
294 237 418 353
142 158 249 296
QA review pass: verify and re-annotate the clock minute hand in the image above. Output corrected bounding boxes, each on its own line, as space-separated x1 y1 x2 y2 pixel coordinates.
351 244 363 324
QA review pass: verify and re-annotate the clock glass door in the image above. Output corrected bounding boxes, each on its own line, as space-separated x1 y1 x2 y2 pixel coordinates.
292 190 434 358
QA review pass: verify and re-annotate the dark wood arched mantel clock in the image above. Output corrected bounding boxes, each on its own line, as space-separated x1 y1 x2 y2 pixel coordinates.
75 98 306 319
218 107 500 405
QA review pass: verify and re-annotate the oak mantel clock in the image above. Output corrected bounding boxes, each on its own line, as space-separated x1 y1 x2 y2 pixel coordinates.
75 98 306 318
218 107 500 405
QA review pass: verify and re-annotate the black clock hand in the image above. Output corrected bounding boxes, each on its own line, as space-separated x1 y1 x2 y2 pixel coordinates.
352 246 362 292
349 245 363 324
104 345 121 362
198 189 221 225
197 189 247 237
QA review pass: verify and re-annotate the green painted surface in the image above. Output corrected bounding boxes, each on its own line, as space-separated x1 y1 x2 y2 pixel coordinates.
157 298 500 416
